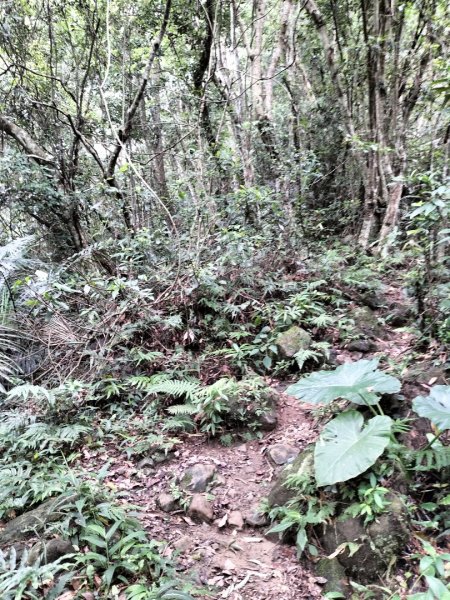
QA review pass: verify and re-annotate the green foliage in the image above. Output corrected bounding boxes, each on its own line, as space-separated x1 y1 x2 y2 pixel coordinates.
0 548 73 600
0 460 75 519
407 540 450 600
342 473 391 524
286 359 401 406
413 386 450 431
314 411 392 487
267 469 336 557
135 375 273 437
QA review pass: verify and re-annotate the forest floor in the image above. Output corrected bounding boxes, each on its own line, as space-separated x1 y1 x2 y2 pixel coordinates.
76 286 429 600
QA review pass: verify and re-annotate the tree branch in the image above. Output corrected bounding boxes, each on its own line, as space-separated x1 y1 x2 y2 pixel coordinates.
0 115 54 165
105 0 172 181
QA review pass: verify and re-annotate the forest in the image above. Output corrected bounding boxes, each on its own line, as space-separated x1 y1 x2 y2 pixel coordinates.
0 0 449 598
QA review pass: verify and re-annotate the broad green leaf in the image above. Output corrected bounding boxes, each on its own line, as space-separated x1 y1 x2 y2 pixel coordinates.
286 359 400 406
413 386 450 431
314 411 392 486
425 576 450 599
296 528 307 556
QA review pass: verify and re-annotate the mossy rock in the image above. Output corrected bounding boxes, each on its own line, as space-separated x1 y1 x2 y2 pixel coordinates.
267 446 314 507
316 557 349 596
320 493 408 582
0 494 76 547
350 306 381 338
276 326 311 359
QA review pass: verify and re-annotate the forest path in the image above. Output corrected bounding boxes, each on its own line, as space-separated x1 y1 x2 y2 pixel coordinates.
81 387 323 599
79 285 419 599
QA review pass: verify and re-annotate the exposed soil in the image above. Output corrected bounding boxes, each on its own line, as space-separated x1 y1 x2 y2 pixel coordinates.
76 284 448 599
79 390 323 599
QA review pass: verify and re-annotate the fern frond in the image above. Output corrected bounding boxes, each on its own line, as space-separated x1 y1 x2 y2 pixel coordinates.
128 373 172 391
12 422 90 452
294 349 319 370
166 404 197 415
413 446 450 471
131 378 202 401
6 384 55 406
0 236 35 284
0 411 36 435
309 313 334 328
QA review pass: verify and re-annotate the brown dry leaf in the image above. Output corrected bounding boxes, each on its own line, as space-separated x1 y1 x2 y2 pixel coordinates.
216 514 228 528
223 558 236 571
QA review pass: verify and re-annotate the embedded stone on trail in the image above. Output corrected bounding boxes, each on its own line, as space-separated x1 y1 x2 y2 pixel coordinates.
320 493 409 582
387 304 413 327
258 409 278 431
276 326 311 358
228 510 244 529
187 494 214 523
351 306 381 338
346 338 377 353
181 463 217 492
267 443 299 466
244 509 269 527
316 557 349 596
157 492 178 513
27 537 74 565
0 495 76 547
267 446 315 507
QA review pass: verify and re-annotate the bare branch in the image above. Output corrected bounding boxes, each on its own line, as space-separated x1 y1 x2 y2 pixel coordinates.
105 0 172 181
0 115 54 165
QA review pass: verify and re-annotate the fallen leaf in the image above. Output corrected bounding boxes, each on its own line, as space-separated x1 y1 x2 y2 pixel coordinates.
216 514 228 528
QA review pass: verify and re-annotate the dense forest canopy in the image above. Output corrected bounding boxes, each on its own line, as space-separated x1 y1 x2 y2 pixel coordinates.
0 1 449 599
1 0 449 254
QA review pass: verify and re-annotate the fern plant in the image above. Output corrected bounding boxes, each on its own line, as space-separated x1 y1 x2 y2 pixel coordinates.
128 375 273 437
0 237 35 393
0 547 73 600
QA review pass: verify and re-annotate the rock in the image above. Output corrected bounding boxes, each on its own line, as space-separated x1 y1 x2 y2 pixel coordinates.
267 446 314 507
326 350 339 367
387 304 413 327
316 557 349 596
244 510 269 528
346 339 377 353
360 289 386 309
258 409 278 431
137 457 155 469
181 463 216 493
267 444 299 466
351 306 381 338
173 535 192 553
187 494 214 523
228 510 244 529
157 492 178 513
321 493 409 582
276 326 311 358
27 537 74 565
403 363 449 386
0 495 76 547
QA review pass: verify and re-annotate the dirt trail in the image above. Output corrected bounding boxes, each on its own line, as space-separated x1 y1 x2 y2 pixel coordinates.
79 285 423 599
81 389 323 599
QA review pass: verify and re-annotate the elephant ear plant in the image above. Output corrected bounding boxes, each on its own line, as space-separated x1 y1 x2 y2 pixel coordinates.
286 359 401 486
287 360 450 487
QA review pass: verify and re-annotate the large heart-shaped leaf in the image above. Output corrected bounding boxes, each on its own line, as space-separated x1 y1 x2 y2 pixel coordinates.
314 411 392 486
286 359 400 406
413 386 450 431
